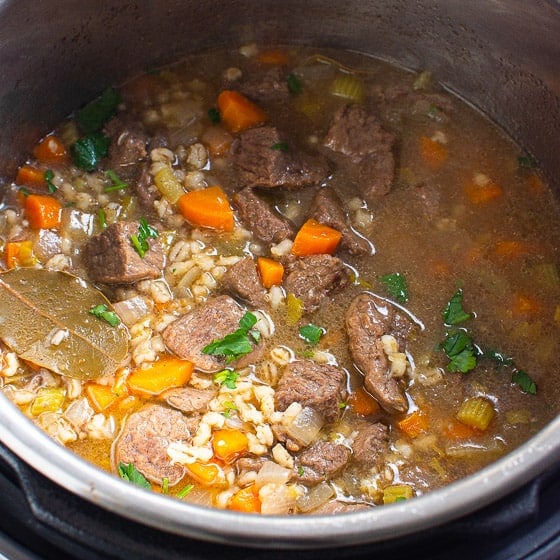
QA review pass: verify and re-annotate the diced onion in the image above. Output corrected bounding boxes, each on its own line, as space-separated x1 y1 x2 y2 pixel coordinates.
284 406 324 446
259 483 298 515
113 296 151 327
296 482 335 513
255 460 292 489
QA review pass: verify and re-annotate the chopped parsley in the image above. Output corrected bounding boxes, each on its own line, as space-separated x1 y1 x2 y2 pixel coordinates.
518 154 537 170
381 272 409 303
71 132 110 171
203 311 260 363
512 369 537 395
19 187 30 197
442 288 471 325
287 73 302 95
104 169 128 192
271 142 289 152
214 369 239 390
77 87 121 135
44 169 57 193
177 483 194 499
208 107 221 124
440 330 478 373
299 323 324 346
89 303 120 327
118 462 151 489
130 217 158 258
98 208 107 229
485 349 515 368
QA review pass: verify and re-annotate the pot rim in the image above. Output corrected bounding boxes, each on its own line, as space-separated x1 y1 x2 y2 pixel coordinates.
1 393 559 549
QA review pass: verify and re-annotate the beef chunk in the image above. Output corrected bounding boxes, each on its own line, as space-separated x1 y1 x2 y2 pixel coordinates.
308 187 372 256
221 257 267 308
162 295 259 372
86 220 164 284
233 186 294 245
295 441 351 485
345 293 410 414
275 359 347 424
233 126 330 189
323 105 395 203
283 254 348 312
162 386 217 414
103 116 149 182
351 420 389 466
238 67 290 104
134 164 161 211
113 404 190 486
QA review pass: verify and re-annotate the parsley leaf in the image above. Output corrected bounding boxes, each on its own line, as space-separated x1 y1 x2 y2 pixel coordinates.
442 289 471 325
484 349 515 368
299 324 324 345
89 303 120 327
208 107 221 124
130 217 158 258
381 272 409 303
287 73 302 95
517 154 537 170
203 311 259 363
118 462 151 489
44 169 57 193
104 169 128 192
271 142 289 152
440 331 477 373
512 369 537 395
214 369 239 389
77 87 121 134
71 132 110 171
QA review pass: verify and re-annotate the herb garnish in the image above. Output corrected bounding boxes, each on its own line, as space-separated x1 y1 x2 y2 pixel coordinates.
177 483 195 499
512 370 537 395
518 154 537 170
208 107 221 124
381 272 409 303
287 74 302 95
442 288 471 325
77 87 121 135
118 462 151 489
214 369 239 390
130 217 158 258
161 477 169 494
98 208 107 229
440 330 478 373
299 323 324 346
44 169 57 193
71 132 111 171
104 169 128 192
271 142 289 152
89 303 121 327
203 311 260 363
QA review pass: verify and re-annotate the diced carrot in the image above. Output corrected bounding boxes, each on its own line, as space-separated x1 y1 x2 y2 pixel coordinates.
4 240 38 269
419 135 448 170
127 356 193 396
212 429 249 463
85 383 122 412
217 90 268 133
398 410 429 438
257 49 290 66
33 135 68 164
25 194 62 229
442 418 477 440
494 240 533 259
291 219 342 256
526 172 546 196
348 387 380 416
185 461 221 485
228 484 261 513
177 186 235 232
257 257 284 288
201 125 233 156
512 293 541 317
15 165 47 188
465 175 503 204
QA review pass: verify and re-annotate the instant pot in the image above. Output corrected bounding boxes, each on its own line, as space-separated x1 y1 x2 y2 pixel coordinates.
0 0 559 558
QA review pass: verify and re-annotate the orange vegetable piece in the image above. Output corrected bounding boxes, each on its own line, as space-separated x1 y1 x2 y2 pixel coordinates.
185 462 221 485
15 165 47 188
291 219 342 256
465 176 503 204
33 135 68 164
85 383 122 412
127 356 193 396
4 240 38 269
228 484 261 513
25 194 62 229
212 428 249 463
257 257 284 288
494 240 533 259
419 136 448 170
177 186 234 232
217 90 268 133
398 410 429 438
512 293 541 317
257 49 289 66
442 418 477 440
348 387 380 416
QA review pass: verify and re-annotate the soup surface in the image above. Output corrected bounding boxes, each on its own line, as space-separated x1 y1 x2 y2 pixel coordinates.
1 45 559 514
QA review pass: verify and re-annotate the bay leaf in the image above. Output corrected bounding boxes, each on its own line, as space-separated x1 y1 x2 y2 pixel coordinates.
0 268 129 380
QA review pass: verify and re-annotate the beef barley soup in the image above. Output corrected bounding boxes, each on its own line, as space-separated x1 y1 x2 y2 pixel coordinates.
0 44 559 515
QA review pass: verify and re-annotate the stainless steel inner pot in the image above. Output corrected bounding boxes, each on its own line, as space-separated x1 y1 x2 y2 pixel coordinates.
0 0 559 549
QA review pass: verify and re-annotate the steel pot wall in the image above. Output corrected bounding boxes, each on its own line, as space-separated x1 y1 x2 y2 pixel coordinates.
0 0 559 549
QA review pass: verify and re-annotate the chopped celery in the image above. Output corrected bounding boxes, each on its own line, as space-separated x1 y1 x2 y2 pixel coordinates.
31 387 66 416
383 484 414 504
286 293 304 326
456 396 495 431
330 73 365 103
154 166 184 204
